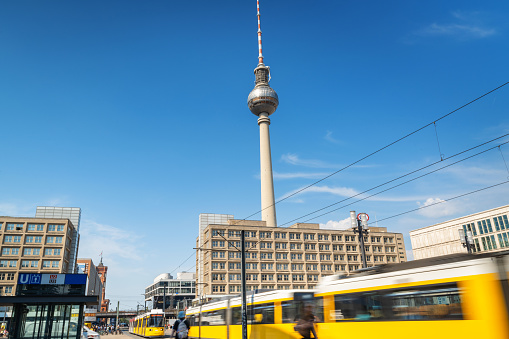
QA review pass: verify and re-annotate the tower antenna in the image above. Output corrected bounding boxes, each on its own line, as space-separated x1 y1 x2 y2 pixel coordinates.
257 0 263 64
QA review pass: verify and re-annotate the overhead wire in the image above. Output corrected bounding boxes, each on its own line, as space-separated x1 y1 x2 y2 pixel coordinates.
280 135 509 226
168 82 509 277
298 140 509 223
376 181 509 223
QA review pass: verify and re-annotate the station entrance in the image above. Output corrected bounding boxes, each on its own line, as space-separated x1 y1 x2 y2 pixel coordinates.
0 273 98 339
12 304 82 339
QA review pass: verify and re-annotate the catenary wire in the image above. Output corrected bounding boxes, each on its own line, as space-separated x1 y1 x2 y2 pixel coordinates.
297 140 509 224
259 81 509 216
376 181 509 223
246 139 508 250
169 82 509 276
280 135 509 226
169 251 196 275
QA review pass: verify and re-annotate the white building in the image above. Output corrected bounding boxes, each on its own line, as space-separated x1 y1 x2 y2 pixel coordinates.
410 204 509 260
145 272 196 311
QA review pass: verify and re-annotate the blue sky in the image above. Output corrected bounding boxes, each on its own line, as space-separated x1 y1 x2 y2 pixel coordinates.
1 0 508 309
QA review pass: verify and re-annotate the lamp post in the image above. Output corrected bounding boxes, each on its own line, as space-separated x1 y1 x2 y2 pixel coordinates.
459 229 474 254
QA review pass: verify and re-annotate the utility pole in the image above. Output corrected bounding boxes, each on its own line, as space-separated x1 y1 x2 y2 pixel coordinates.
163 283 166 324
116 301 119 328
241 230 247 339
351 211 369 269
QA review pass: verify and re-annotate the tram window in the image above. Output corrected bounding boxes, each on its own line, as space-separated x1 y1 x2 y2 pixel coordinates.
150 315 164 327
314 297 324 323
252 303 274 324
231 307 242 325
334 292 384 321
201 309 226 326
387 284 463 320
282 298 323 324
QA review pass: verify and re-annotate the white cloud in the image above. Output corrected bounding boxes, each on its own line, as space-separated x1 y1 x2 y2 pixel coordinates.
78 220 145 264
416 197 460 218
419 23 495 39
0 202 34 217
324 131 342 144
442 165 507 185
415 11 496 40
272 171 330 180
278 184 424 203
320 217 352 230
281 154 337 168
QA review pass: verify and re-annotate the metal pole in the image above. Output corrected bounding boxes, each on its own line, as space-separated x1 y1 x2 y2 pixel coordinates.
116 301 119 329
358 220 368 268
163 284 166 325
241 230 247 339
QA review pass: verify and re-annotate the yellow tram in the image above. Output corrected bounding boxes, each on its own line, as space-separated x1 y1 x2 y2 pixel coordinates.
128 309 165 337
186 251 509 339
187 289 319 339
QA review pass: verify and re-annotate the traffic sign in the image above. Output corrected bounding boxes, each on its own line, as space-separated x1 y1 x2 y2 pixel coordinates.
357 213 369 221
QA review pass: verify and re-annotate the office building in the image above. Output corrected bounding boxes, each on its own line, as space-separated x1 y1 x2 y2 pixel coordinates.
145 272 196 311
197 214 233 296
0 216 77 296
77 258 103 309
410 204 509 260
197 215 407 296
35 207 81 273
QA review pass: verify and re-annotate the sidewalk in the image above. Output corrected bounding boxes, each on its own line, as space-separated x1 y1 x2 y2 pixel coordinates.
118 330 173 339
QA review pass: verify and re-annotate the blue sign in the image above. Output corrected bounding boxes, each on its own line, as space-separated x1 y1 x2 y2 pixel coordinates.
65 274 87 285
18 274 87 285
18 274 41 284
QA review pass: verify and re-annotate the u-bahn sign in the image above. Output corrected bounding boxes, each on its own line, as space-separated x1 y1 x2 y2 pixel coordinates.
18 274 87 285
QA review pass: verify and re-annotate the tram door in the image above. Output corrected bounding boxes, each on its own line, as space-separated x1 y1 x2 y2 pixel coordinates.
14 304 81 339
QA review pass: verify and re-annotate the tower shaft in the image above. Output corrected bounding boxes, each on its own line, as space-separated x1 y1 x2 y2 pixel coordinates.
258 112 277 227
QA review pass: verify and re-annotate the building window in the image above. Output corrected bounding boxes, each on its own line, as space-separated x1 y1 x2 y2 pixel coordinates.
0 261 17 268
55 237 63 244
212 229 225 237
35 236 42 243
260 232 272 238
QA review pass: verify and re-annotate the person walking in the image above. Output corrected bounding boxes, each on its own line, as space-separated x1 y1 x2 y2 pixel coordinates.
171 311 190 339
294 304 318 339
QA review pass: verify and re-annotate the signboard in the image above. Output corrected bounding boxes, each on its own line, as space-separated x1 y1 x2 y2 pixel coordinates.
18 274 87 285
41 274 65 284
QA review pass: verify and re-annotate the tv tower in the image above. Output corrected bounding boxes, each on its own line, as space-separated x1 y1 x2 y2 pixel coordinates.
247 0 278 227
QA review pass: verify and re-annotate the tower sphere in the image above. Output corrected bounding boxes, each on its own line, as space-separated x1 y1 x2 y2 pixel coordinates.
247 86 279 116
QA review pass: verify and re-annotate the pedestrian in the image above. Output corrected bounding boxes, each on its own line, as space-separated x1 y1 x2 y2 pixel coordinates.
172 311 190 339
294 304 318 339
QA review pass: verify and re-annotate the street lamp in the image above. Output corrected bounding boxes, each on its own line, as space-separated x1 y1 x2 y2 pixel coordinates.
459 229 474 254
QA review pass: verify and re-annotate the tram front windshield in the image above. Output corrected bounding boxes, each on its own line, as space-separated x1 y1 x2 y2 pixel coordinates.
150 315 164 327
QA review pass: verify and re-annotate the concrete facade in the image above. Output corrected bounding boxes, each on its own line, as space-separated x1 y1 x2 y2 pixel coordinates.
35 206 81 273
0 216 77 295
197 217 407 295
145 272 196 311
77 258 103 309
410 204 509 260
